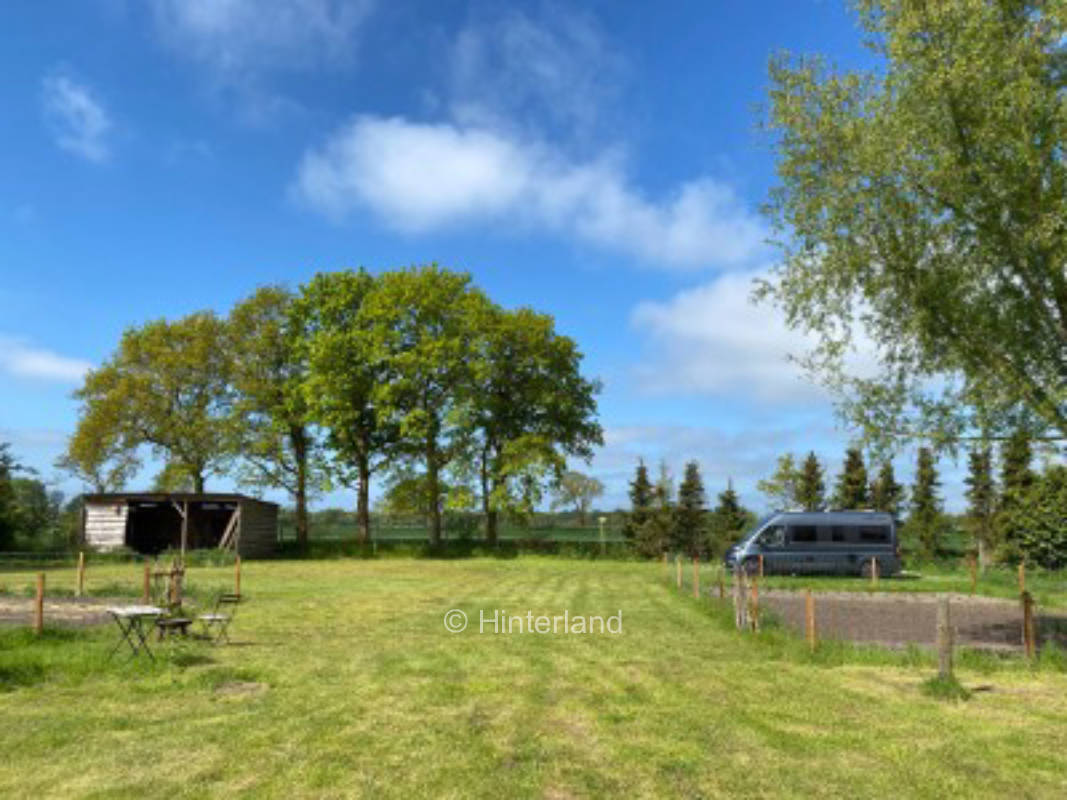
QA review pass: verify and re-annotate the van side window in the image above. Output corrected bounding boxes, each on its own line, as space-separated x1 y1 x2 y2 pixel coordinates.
859 526 890 543
830 526 848 543
757 525 785 548
789 525 817 543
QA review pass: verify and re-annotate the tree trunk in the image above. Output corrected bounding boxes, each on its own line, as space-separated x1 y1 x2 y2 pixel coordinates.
427 437 441 547
292 426 309 551
193 471 205 494
356 455 371 544
480 446 498 546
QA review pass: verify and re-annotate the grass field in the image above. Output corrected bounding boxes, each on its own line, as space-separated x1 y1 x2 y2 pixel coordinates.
2 558 1067 798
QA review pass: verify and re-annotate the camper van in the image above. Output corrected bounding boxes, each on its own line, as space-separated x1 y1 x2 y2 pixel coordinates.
722 511 900 577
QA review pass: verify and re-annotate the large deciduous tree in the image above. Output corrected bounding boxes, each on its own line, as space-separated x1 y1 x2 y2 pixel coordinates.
359 266 493 546
762 1 1067 449
466 306 602 543
757 453 800 510
228 286 327 549
296 269 394 544
68 312 232 493
551 470 605 525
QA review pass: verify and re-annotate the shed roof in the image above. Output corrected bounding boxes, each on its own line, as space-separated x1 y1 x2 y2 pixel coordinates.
82 492 279 509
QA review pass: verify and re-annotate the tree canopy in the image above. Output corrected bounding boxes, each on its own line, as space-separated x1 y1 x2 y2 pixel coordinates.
762 0 1067 451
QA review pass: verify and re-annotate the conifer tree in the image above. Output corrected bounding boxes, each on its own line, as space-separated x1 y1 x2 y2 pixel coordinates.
964 448 995 569
909 447 943 560
635 461 674 557
996 430 1035 562
869 461 905 517
625 459 653 540
708 479 751 556
833 447 868 509
675 461 708 557
796 451 825 511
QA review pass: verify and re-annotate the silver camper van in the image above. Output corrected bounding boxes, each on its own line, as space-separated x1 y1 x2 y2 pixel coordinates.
723 511 900 577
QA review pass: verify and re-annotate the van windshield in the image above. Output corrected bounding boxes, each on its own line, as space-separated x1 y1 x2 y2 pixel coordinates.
741 514 775 544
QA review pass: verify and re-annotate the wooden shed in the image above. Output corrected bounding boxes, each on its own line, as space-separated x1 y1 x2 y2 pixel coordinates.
82 493 278 558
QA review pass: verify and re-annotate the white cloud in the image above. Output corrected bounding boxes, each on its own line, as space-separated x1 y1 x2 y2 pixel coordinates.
293 116 766 270
448 8 624 144
151 0 374 80
0 336 91 383
41 74 113 163
630 269 877 400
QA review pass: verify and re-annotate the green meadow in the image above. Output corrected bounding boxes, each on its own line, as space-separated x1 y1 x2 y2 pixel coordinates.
2 558 1066 799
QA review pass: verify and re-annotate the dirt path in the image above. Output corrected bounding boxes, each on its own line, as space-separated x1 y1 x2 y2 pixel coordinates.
0 596 118 627
756 589 1067 650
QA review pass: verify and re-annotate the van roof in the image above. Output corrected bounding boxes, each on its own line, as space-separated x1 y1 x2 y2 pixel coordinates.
769 511 895 524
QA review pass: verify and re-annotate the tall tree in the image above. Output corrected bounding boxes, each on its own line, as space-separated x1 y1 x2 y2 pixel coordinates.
708 480 751 556
625 459 654 540
68 312 232 492
56 407 139 493
360 266 493 545
756 453 800 509
550 470 605 525
296 269 395 544
466 306 602 543
869 461 905 517
0 443 20 551
964 447 996 570
795 451 826 511
635 461 674 557
761 1 1067 451
909 447 943 560
833 447 868 510
996 430 1035 562
675 461 709 557
1015 465 1067 570
228 286 327 549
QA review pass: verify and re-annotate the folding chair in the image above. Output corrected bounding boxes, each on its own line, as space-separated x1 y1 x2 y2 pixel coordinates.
198 593 242 644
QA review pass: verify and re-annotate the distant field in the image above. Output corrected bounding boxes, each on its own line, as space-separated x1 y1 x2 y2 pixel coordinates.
279 524 627 542
2 558 1067 798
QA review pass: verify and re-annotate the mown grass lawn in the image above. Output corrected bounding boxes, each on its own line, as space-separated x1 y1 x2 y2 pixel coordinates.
1 558 1066 799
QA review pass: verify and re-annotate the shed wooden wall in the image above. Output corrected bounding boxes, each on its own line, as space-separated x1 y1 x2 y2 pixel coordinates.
84 502 128 551
237 500 277 558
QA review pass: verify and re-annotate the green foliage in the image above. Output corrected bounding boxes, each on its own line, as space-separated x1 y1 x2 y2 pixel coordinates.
708 480 751 556
995 430 1036 562
756 453 800 510
920 674 971 703
795 451 825 511
964 448 996 566
228 285 328 547
0 443 20 551
761 1 1067 451
832 447 868 510
68 311 232 493
674 462 708 557
909 447 944 559
625 459 653 540
869 460 905 517
551 470 605 525
633 462 675 557
1014 465 1067 569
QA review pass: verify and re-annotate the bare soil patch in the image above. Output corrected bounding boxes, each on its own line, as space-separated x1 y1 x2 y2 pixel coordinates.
0 596 116 627
757 589 1067 651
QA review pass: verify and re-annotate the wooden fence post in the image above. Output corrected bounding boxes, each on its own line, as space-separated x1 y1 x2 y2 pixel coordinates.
34 573 44 635
805 589 816 653
76 551 85 598
1022 591 1036 660
937 595 953 679
871 557 879 588
143 559 151 604
1018 561 1026 594
758 554 764 578
749 576 760 632
733 566 748 630
676 554 682 591
235 554 242 596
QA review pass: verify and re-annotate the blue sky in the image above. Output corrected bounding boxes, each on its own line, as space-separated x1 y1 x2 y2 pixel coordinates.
0 0 972 513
